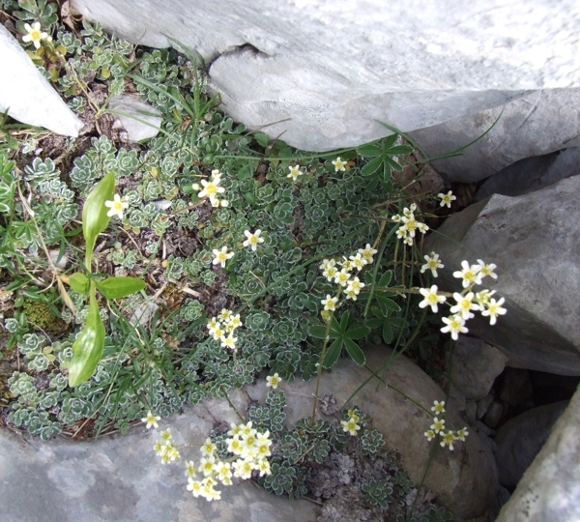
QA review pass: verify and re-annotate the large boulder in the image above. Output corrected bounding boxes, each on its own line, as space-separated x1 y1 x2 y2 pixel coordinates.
71 0 580 151
424 175 580 375
410 90 580 183
0 24 83 136
247 345 499 521
496 387 580 522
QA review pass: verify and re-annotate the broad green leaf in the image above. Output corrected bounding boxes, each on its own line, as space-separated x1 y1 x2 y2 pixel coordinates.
323 338 343 369
356 143 381 157
382 321 394 344
378 271 393 288
379 297 401 314
361 156 384 176
67 272 89 295
96 276 146 299
67 293 105 387
344 338 365 365
339 311 350 332
365 317 384 329
345 325 371 339
387 145 413 155
309 325 332 339
83 172 115 268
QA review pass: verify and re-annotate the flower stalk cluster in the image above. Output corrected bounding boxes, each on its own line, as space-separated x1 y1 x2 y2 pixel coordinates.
418 258 507 340
423 401 468 451
392 204 429 246
319 243 377 316
206 308 243 352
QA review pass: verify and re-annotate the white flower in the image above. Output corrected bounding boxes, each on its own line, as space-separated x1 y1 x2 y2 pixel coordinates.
455 427 469 442
287 165 303 181
449 292 479 320
221 334 237 350
141 410 160 429
331 157 347 172
481 297 507 325
440 315 468 340
334 269 351 287
440 430 457 451
430 417 445 434
104 194 128 219
452 260 483 288
212 246 234 268
321 295 339 311
431 400 446 414
418 285 446 313
346 276 365 295
424 429 436 442
22 22 48 49
421 252 444 277
266 373 282 389
358 244 377 263
243 229 264 251
477 259 498 280
438 190 456 208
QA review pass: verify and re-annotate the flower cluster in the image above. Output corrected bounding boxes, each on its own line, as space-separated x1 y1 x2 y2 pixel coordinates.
146 415 272 502
206 308 243 351
341 409 361 436
418 258 507 340
153 428 181 464
423 401 468 451
192 169 228 208
319 244 377 314
187 422 272 501
392 204 429 246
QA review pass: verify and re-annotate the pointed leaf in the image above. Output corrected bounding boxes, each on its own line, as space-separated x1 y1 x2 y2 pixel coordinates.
343 338 366 365
379 297 401 314
309 325 336 340
382 134 399 148
67 293 105 387
361 156 384 176
345 324 371 339
83 172 115 264
356 143 382 158
382 321 394 344
96 276 146 299
386 145 413 155
378 271 393 288
67 272 89 295
365 318 384 329
323 338 343 369
339 311 351 332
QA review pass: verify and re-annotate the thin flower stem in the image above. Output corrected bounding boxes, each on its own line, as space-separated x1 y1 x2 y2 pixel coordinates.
311 317 333 422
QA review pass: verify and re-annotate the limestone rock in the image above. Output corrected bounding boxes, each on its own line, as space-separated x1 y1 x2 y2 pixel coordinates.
496 388 580 522
0 398 319 522
72 0 580 151
450 335 507 400
108 95 162 142
0 25 83 136
247 345 498 521
410 90 580 183
475 147 580 200
495 400 569 488
424 176 580 375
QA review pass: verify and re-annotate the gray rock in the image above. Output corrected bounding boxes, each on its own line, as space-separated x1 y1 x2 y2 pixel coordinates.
475 147 580 200
108 95 162 142
247 345 498 521
0 345 497 522
0 397 319 522
0 24 83 136
423 176 580 375
450 335 507 400
483 401 505 428
496 388 580 522
410 90 580 183
495 400 569 488
71 0 580 151
477 393 495 420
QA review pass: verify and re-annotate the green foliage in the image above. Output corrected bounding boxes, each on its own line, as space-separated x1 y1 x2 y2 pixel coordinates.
361 478 393 508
